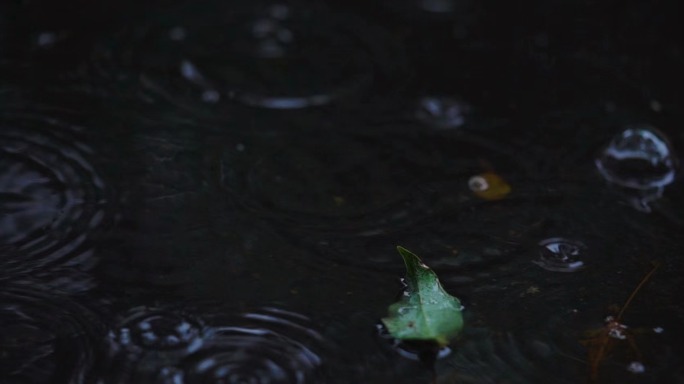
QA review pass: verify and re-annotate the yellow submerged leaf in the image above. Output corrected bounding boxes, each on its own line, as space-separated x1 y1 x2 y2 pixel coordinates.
468 172 511 200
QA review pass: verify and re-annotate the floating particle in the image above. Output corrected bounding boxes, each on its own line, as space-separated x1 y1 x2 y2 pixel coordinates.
468 172 511 201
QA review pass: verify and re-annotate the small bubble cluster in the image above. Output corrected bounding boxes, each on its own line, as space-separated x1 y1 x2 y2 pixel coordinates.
109 307 205 353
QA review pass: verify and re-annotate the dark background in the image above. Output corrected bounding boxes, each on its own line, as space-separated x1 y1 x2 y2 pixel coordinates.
1 0 683 383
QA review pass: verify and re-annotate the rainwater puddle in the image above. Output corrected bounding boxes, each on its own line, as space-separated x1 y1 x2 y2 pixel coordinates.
1 1 683 383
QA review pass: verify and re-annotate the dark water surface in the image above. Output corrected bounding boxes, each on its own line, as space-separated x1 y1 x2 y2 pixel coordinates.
2 0 683 383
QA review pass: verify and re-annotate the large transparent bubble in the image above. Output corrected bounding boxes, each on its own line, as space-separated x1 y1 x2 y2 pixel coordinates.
596 126 676 190
596 126 678 212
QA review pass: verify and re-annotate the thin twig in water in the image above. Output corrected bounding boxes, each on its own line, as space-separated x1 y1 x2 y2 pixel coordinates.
582 261 661 382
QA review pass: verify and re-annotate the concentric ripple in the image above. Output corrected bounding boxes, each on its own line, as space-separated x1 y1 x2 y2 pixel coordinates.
87 1 405 111
313 214 534 288
219 127 540 282
108 306 206 353
104 307 331 383
0 113 112 288
102 306 208 383
0 283 105 384
449 327 584 384
533 238 586 273
220 127 534 237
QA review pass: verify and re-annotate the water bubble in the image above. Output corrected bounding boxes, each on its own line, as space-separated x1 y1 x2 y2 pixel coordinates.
415 96 470 129
596 126 677 190
468 175 489 191
533 238 586 272
596 126 678 212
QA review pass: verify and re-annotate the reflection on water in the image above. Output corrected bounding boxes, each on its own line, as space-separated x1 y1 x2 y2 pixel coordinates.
1 0 683 383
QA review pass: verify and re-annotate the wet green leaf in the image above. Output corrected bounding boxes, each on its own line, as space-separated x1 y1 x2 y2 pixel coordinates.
382 246 464 347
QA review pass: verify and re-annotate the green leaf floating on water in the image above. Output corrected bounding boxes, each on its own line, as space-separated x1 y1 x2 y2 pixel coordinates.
382 246 464 347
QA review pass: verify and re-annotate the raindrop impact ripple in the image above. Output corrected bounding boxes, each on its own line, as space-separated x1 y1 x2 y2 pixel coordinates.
104 307 331 383
0 284 105 383
0 114 113 289
533 237 586 272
